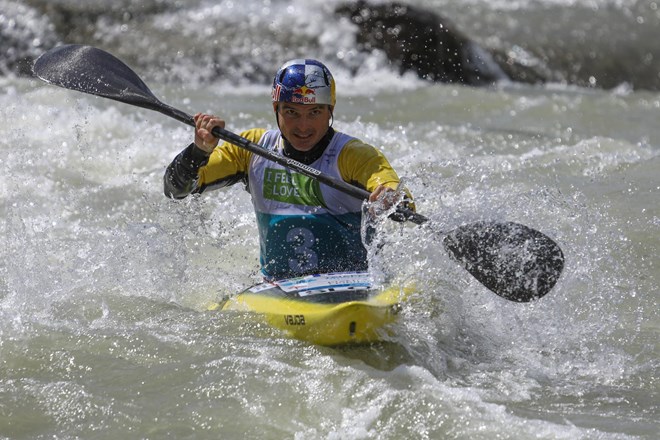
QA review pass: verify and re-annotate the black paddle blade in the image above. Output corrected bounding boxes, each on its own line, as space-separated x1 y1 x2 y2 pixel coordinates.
443 221 564 302
33 45 161 107
33 45 193 125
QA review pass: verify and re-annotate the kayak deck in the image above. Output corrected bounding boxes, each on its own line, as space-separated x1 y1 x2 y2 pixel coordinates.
208 272 413 346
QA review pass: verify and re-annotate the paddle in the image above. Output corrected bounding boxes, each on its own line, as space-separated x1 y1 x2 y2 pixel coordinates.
33 44 565 302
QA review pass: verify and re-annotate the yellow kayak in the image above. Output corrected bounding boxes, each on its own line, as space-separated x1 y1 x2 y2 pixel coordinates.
208 272 414 346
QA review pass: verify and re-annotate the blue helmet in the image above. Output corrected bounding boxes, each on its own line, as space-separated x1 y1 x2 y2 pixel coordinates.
272 59 336 107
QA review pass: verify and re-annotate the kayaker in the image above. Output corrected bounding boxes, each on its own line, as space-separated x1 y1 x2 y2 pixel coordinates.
164 59 412 280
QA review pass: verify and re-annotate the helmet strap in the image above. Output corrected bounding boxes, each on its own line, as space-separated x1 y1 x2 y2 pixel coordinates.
274 103 283 133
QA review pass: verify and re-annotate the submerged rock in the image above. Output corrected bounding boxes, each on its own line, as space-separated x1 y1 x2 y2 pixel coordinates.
335 1 510 86
334 0 563 87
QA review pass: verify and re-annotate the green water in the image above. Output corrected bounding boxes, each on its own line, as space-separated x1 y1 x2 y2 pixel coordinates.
1 75 657 438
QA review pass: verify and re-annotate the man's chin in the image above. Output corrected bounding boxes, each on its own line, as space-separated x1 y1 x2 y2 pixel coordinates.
290 138 317 151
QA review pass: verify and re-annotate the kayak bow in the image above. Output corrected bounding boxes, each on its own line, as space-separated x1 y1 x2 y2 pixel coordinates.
208 272 414 346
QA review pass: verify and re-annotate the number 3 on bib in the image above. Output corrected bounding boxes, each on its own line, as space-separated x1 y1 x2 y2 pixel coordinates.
287 227 318 272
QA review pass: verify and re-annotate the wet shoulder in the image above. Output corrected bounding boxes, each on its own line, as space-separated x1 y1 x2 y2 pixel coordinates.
338 138 388 169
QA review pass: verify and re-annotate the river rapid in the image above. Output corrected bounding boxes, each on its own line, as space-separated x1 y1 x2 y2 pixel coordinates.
1 0 658 439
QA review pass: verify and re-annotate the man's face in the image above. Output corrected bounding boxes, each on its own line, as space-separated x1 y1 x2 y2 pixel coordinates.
274 102 333 151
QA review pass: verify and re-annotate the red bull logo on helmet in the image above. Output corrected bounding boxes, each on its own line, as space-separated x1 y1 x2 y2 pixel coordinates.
292 85 317 103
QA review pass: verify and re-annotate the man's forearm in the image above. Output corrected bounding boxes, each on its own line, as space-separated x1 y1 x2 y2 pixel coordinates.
163 143 210 199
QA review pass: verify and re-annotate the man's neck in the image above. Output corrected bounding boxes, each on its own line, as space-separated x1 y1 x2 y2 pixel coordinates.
282 127 335 165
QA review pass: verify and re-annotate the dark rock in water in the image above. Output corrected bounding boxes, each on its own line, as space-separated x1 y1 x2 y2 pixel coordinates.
336 1 660 91
489 46 561 86
335 1 509 86
335 0 560 87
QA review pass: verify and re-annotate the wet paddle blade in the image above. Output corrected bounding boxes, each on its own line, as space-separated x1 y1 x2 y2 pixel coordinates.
34 45 158 106
33 44 193 125
443 221 565 302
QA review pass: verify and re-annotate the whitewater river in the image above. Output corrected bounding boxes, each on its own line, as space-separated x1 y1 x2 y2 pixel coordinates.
1 0 658 438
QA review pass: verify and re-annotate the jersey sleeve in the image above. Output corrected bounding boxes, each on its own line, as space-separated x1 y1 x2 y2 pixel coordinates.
196 128 265 192
337 139 402 192
164 128 266 199
338 138 415 215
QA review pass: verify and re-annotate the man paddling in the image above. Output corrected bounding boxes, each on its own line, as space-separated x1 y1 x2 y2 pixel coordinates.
164 59 412 280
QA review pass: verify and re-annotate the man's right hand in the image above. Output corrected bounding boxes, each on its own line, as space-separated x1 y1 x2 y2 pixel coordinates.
194 113 226 154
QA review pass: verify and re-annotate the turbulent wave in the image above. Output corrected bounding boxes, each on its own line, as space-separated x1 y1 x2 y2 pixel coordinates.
0 1 658 437
2 0 660 90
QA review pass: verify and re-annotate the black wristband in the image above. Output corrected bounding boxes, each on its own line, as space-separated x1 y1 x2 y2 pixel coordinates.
181 143 211 169
191 143 212 158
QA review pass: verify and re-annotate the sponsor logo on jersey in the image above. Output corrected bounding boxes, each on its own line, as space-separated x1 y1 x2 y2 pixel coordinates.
263 168 324 206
